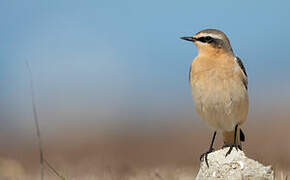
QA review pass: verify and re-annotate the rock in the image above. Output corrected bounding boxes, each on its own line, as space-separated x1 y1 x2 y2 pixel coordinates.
195 148 274 180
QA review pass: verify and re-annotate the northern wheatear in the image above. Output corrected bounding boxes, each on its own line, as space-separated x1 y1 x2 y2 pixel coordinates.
180 29 249 167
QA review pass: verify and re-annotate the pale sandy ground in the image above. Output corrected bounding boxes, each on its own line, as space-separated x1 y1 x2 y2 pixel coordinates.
0 158 289 180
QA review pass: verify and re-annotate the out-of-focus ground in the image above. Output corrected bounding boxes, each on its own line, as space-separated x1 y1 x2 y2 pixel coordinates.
0 111 289 179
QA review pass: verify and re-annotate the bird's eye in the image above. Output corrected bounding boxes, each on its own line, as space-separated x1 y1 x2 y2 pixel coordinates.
197 36 213 43
204 36 212 42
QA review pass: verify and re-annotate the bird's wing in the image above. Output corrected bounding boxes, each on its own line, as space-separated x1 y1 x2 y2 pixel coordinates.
189 64 192 83
235 57 248 90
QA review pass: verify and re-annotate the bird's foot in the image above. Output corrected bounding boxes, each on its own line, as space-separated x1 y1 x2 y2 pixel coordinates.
223 144 241 157
200 148 214 168
222 144 242 150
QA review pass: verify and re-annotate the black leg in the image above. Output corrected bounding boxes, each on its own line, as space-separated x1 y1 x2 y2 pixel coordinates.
225 124 239 157
200 131 216 167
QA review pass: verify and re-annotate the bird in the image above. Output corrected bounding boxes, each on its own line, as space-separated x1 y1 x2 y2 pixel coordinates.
180 29 249 167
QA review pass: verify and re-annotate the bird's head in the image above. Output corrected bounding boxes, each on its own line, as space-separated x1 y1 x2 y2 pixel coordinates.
181 29 233 56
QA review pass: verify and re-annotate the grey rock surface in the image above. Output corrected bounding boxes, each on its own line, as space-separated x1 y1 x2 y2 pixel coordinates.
196 148 274 180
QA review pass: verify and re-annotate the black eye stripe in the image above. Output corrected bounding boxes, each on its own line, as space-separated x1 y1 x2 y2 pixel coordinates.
197 36 213 43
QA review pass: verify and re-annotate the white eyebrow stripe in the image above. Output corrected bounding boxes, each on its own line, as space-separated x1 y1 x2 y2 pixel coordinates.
198 33 223 40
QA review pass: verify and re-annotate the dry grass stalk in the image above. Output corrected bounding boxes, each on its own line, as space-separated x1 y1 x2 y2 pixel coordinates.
26 61 65 180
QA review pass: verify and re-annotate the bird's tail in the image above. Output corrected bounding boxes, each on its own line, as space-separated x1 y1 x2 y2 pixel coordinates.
240 129 245 142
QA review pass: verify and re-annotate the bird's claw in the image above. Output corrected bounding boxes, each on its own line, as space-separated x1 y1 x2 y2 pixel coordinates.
200 148 214 168
224 144 240 157
222 144 242 150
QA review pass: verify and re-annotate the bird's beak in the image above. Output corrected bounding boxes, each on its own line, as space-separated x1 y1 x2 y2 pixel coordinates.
180 36 196 42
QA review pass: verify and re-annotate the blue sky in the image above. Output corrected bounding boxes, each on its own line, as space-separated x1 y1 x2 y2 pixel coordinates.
1 0 290 136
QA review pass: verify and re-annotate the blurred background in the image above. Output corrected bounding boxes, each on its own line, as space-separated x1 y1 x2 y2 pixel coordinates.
0 0 290 179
